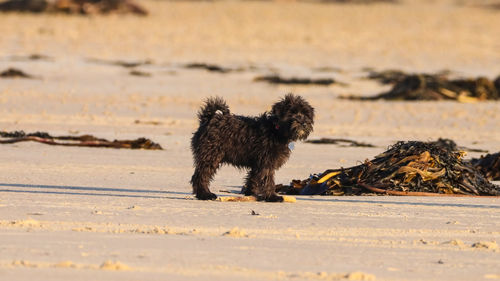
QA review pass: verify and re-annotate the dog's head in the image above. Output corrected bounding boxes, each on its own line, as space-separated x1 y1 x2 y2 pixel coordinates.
270 94 314 142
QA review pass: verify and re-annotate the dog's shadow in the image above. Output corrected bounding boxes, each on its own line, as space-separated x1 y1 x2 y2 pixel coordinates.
3 183 498 209
0 183 190 199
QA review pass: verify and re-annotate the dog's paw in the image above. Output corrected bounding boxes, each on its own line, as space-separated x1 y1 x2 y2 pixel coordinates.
265 194 284 202
196 192 218 200
242 187 253 196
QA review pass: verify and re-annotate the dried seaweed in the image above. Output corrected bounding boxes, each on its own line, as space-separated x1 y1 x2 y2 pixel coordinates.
9 54 52 62
129 70 151 77
87 58 153 68
366 69 452 85
134 120 162 126
0 68 34 79
184 63 232 73
0 131 162 150
0 0 47 12
312 66 343 73
351 72 500 102
277 140 499 196
0 0 148 15
319 0 397 3
306 138 375 147
254 75 338 86
366 69 408 84
470 153 500 181
431 138 488 153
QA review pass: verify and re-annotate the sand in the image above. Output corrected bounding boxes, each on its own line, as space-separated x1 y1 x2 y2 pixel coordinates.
0 0 499 280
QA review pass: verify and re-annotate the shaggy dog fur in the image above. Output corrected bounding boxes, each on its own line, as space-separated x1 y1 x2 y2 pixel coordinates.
190 94 314 202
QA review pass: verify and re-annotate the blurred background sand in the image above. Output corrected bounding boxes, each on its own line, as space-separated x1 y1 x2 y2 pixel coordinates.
0 1 499 280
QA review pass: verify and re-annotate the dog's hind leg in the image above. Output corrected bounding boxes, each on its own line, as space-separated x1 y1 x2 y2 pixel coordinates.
190 145 225 200
191 161 219 200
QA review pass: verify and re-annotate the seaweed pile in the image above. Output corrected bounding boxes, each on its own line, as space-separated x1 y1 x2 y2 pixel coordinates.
353 71 500 102
0 0 148 15
470 153 500 181
0 68 34 79
277 140 499 196
0 131 162 150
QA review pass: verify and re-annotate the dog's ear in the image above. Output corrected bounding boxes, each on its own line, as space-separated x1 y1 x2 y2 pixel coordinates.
270 102 282 117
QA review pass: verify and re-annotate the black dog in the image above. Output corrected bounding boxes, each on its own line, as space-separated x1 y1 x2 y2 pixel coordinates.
190 94 314 202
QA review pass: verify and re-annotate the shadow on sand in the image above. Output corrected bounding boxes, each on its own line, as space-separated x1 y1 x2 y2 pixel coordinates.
0 183 190 200
295 197 500 209
1 183 498 208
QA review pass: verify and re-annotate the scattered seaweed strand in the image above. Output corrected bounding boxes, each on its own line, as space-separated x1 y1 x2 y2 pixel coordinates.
0 131 162 150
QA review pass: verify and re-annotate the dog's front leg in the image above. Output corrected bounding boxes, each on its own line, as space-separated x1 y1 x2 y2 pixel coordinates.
246 167 283 202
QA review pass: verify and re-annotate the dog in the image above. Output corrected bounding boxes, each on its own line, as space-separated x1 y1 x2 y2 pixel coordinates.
190 93 314 202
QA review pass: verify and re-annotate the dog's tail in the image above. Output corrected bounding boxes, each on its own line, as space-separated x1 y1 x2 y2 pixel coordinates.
197 96 230 125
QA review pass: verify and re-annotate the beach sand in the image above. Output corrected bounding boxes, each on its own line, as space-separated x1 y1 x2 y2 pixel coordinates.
0 1 499 280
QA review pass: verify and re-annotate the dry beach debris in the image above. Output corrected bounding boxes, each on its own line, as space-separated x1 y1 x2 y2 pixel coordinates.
277 140 500 196
0 131 162 150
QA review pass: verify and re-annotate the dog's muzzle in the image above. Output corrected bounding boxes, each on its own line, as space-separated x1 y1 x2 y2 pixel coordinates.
291 121 311 141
